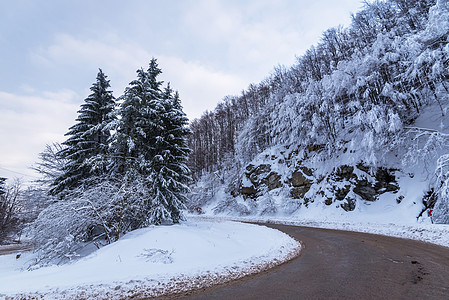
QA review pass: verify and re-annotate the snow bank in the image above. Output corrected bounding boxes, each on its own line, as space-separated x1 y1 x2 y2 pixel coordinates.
0 221 300 299
190 215 449 249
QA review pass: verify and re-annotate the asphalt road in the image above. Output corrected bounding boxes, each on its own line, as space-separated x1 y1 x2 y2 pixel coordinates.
173 224 449 300
0 243 32 256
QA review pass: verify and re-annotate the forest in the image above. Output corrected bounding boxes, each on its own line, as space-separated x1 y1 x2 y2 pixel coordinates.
189 0 447 173
187 0 449 222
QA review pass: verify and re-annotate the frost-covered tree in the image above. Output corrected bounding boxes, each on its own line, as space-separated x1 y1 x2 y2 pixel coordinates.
186 0 449 221
28 178 147 266
50 69 116 196
0 179 21 242
189 0 446 175
32 143 67 187
433 154 449 223
148 86 191 223
111 59 191 225
0 177 5 196
111 59 164 176
28 60 192 266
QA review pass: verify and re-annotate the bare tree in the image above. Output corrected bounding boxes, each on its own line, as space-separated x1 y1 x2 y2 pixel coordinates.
31 143 66 186
0 179 22 243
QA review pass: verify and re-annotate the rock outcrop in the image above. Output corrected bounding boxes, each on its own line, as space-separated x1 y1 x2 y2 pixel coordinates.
236 156 399 211
239 164 282 199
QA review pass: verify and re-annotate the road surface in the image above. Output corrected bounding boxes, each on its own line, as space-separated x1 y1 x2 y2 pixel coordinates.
170 224 449 299
0 243 32 256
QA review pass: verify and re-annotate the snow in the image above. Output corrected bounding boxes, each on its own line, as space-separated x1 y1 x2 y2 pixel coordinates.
191 168 449 249
0 220 300 299
192 101 449 250
190 162 449 248
190 215 449 249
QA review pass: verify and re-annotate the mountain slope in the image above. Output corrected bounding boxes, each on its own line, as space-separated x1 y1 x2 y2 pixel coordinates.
187 0 449 223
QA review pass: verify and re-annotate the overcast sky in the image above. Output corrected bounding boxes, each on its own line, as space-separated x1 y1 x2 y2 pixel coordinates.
0 0 364 183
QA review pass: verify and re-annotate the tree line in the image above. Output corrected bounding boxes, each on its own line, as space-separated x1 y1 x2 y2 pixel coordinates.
189 0 440 177
188 0 445 172
187 0 449 221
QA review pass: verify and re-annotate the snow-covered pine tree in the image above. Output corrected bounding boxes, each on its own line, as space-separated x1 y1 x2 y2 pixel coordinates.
148 86 191 224
111 59 191 225
111 58 164 176
50 69 116 196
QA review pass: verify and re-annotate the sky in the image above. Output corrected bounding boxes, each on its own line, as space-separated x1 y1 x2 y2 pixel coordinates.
0 0 365 183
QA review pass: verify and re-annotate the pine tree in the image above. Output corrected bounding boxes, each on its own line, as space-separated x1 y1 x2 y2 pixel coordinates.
111 59 191 225
149 86 191 223
50 69 116 196
111 58 164 176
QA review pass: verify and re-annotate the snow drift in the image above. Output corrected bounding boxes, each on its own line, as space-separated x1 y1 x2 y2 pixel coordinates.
0 220 300 299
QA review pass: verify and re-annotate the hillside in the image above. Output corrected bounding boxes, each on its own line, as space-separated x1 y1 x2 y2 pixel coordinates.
187 0 449 224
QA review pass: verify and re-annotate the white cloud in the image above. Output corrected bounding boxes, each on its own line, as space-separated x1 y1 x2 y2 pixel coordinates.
1 35 250 181
156 56 246 119
181 0 363 79
0 90 79 180
31 34 248 119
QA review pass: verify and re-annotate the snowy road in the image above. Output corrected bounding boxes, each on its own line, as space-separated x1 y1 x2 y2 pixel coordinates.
179 224 449 299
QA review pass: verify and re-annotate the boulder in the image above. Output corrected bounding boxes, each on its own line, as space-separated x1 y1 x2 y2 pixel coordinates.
335 185 351 201
239 163 283 198
334 165 355 181
247 164 271 185
240 186 258 195
300 166 313 177
353 180 377 202
374 168 399 193
290 186 311 199
341 197 356 211
265 172 282 190
290 171 310 187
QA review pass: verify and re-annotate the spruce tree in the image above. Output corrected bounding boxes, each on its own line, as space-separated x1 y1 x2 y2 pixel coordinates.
111 59 191 225
50 69 116 196
111 58 164 175
149 86 191 223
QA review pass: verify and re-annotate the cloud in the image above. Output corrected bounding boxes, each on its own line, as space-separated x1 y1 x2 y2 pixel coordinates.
181 0 363 78
27 1 364 121
182 0 298 73
30 34 248 119
155 56 246 119
1 35 249 181
4 0 365 183
0 90 79 179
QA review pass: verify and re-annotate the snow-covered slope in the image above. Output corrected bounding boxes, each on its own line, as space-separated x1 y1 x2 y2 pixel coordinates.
187 0 449 225
0 221 300 299
188 101 449 227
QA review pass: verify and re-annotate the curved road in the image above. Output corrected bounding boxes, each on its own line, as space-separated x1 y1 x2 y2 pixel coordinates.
173 224 449 299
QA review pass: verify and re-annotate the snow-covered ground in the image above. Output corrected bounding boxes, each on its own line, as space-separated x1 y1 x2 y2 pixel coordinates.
1 212 447 299
0 220 300 299
192 172 449 249
192 162 449 249
190 213 449 249
190 103 449 249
